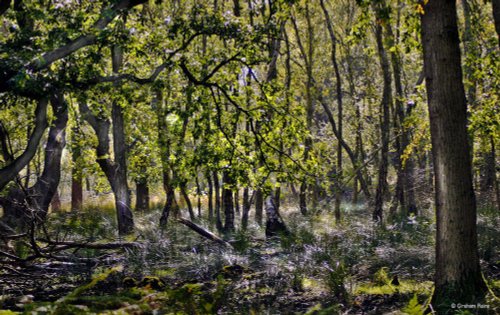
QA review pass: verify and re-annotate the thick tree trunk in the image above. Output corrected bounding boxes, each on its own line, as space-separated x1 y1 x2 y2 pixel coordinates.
2 93 67 226
373 22 392 222
111 45 134 235
265 194 288 238
421 0 487 310
50 190 61 212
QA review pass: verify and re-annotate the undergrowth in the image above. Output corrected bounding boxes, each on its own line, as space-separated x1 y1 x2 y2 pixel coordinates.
1 201 498 314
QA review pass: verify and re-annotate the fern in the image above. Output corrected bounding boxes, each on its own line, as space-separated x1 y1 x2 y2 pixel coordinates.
402 294 424 315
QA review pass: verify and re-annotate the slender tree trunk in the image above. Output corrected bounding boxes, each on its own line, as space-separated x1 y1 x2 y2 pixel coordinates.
180 182 195 220
135 178 149 212
242 187 250 229
275 186 281 212
196 174 202 218
373 21 392 222
71 125 83 212
154 88 178 226
320 0 343 222
255 188 264 225
0 99 48 191
234 187 240 215
492 0 500 47
491 136 500 212
222 171 235 233
386 19 408 218
207 171 214 221
421 0 487 310
213 170 223 231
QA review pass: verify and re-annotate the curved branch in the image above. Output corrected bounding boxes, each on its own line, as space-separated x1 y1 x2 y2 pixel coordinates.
0 98 49 190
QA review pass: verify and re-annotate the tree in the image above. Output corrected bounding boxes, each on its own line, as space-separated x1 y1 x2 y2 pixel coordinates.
420 0 487 310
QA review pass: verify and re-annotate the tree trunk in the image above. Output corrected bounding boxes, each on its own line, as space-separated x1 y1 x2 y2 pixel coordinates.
373 21 392 223
421 0 487 310
386 18 410 218
265 194 288 238
320 0 343 222
135 178 149 212
242 187 250 229
207 171 214 221
213 170 223 231
71 125 83 212
492 0 500 47
111 45 134 235
222 171 235 233
50 190 61 212
180 182 195 221
194 174 201 218
275 186 281 212
2 93 67 226
255 188 264 225
0 99 49 191
234 187 240 215
491 136 500 213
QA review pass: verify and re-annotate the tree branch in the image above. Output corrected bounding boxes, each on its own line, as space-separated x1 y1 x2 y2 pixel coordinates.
0 98 49 190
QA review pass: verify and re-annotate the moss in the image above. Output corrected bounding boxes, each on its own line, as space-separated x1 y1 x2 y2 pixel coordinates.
355 280 433 296
139 276 165 290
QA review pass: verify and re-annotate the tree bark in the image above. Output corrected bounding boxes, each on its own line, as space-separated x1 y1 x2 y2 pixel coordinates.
2 93 67 226
135 178 149 212
255 188 264 225
213 170 223 231
373 21 392 223
320 0 343 222
70 125 83 212
222 171 235 233
180 182 195 221
0 99 49 191
242 187 250 229
111 45 134 235
265 194 288 238
421 0 487 310
492 0 500 47
154 88 178 227
206 171 214 221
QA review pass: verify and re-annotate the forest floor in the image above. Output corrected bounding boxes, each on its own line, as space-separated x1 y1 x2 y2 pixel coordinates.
1 201 499 314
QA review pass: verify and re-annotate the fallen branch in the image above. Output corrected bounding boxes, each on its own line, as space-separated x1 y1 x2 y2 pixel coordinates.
37 239 141 251
177 218 233 249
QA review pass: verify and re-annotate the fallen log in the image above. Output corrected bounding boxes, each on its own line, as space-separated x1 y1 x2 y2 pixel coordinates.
37 239 141 251
177 217 233 249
